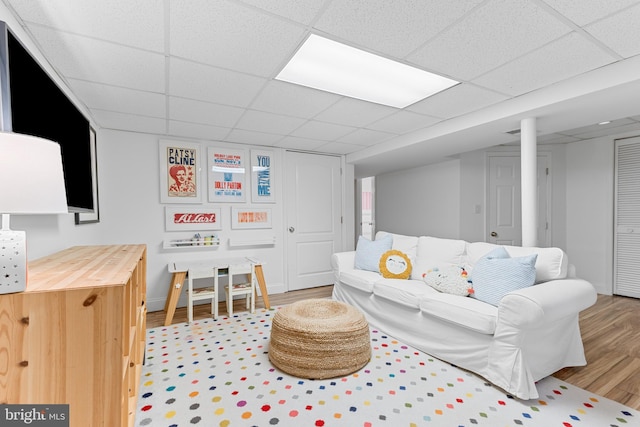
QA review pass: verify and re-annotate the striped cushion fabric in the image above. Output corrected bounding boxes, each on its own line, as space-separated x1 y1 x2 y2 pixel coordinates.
471 247 538 306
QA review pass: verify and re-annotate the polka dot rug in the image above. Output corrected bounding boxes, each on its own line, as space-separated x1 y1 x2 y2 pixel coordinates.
137 307 637 426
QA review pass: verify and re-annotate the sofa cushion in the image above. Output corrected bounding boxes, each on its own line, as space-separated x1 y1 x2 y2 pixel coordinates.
419 292 497 335
375 231 419 261
471 247 538 306
354 234 393 273
411 236 468 280
372 279 439 309
338 269 381 294
467 241 567 282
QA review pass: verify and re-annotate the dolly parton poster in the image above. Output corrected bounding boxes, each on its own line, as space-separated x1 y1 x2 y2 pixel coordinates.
207 147 246 202
159 140 201 203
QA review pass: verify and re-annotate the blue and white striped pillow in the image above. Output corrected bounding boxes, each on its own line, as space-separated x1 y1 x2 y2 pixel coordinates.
471 247 538 306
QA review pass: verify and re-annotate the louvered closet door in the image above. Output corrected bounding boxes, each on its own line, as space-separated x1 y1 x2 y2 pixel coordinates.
614 136 640 298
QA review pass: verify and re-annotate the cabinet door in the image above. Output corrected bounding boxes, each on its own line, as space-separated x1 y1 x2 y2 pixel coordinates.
615 137 640 297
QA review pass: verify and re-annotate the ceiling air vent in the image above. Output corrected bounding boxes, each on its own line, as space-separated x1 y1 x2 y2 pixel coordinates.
505 129 521 135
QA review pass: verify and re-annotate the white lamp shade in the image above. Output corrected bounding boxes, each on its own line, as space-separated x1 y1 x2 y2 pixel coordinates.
0 132 68 214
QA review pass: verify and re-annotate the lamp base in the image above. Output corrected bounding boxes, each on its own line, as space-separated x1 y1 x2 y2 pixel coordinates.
0 229 27 294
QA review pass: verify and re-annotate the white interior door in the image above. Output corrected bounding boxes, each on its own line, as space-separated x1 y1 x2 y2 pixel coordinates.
285 151 342 291
614 136 640 298
488 155 522 245
487 153 550 246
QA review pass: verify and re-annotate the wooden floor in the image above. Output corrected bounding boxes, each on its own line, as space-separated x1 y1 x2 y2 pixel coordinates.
147 286 640 410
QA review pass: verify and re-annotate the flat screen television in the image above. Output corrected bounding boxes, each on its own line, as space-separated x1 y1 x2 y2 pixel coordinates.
0 20 95 213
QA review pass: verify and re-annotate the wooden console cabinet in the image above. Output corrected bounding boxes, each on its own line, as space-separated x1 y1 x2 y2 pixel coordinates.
0 245 147 427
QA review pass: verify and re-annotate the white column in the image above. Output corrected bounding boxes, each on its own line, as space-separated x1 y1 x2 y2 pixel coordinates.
521 117 538 247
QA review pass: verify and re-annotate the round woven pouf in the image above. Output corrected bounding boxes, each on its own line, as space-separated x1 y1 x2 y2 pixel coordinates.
269 299 371 379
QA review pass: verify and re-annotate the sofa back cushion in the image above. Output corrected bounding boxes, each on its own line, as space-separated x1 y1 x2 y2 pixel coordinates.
375 231 419 261
411 236 468 280
467 242 567 282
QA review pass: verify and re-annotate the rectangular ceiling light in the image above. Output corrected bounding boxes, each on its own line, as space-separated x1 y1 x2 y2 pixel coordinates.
276 34 458 108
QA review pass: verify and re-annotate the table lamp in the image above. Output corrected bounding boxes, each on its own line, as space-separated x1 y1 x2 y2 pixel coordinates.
0 132 68 294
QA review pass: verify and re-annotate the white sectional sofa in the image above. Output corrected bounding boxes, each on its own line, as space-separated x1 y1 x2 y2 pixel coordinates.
331 231 597 399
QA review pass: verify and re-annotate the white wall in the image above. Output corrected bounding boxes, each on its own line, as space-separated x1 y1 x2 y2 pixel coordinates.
372 140 619 295
375 159 461 238
17 128 295 312
458 145 567 249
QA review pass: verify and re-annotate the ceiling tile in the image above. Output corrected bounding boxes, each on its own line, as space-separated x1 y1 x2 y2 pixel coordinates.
68 79 166 118
314 141 364 155
367 111 440 134
314 0 484 57
408 0 572 80
472 32 616 96
537 133 582 144
168 120 231 141
92 109 167 134
586 3 640 57
27 26 165 92
250 80 340 119
6 0 164 51
169 97 245 128
560 118 637 136
236 0 329 25
225 129 285 145
338 128 395 146
541 0 640 26
169 58 267 107
568 122 640 139
274 135 327 151
169 0 305 76
290 120 356 141
313 97 397 127
235 110 306 135
408 84 507 118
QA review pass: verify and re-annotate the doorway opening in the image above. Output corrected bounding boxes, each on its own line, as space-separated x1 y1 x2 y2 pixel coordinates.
359 176 375 240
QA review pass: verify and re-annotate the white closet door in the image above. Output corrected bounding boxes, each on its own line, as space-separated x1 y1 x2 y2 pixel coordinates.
614 136 640 297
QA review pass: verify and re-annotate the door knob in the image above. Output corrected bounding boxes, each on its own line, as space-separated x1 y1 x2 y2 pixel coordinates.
490 231 498 237
289 227 295 233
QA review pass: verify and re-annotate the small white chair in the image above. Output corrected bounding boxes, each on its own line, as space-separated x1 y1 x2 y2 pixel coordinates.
187 267 219 323
225 262 256 316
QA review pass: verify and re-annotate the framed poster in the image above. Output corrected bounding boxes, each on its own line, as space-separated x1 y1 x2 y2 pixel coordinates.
251 149 275 203
159 139 201 203
208 147 246 202
75 126 100 224
165 207 222 231
231 207 272 229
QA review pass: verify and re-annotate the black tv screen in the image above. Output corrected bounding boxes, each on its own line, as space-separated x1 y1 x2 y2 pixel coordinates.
1 22 94 212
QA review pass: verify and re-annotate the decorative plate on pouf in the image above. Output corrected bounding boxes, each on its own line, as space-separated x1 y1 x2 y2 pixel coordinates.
379 249 412 279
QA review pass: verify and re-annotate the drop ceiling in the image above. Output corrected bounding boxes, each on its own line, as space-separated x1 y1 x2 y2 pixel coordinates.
3 0 640 177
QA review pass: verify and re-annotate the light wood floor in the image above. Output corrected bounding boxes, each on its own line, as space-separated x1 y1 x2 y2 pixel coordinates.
147 286 640 410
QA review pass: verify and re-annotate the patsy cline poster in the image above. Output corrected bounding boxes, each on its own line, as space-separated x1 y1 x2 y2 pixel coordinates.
167 147 197 197
159 140 201 203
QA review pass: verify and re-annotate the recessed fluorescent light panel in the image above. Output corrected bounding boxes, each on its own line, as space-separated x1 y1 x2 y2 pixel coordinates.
276 34 458 108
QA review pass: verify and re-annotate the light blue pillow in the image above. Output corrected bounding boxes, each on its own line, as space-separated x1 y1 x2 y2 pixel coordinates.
471 247 538 306
354 234 393 273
